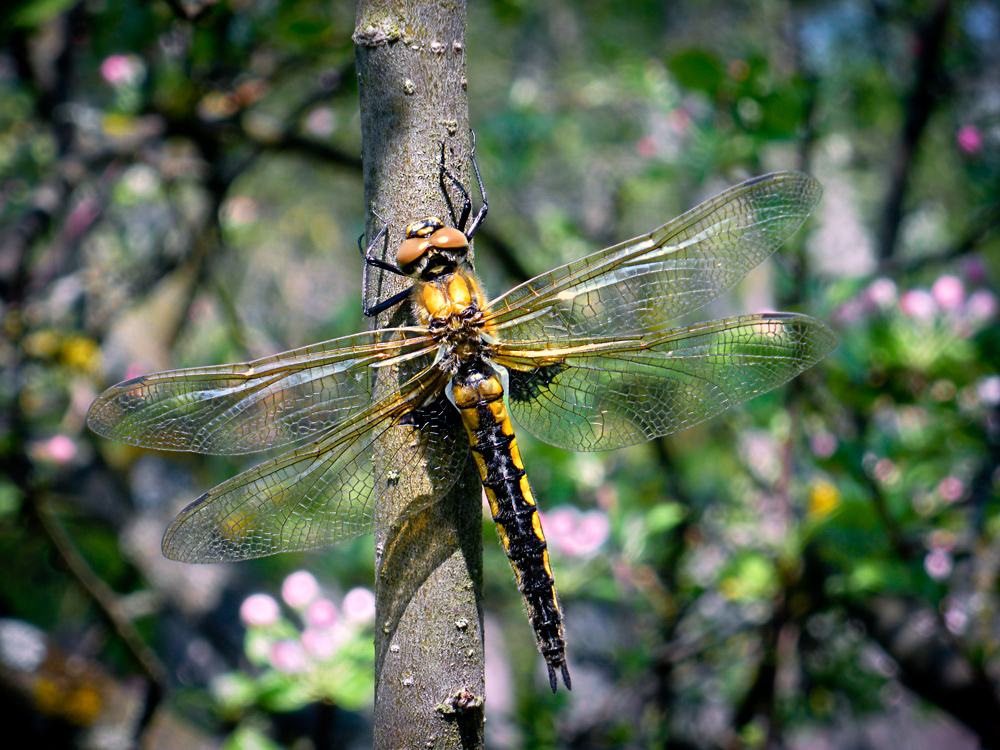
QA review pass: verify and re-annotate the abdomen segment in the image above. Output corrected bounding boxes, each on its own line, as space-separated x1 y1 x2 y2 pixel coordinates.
451 360 571 692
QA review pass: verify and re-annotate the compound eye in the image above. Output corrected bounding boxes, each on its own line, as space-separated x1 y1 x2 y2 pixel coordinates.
430 227 468 249
397 237 431 266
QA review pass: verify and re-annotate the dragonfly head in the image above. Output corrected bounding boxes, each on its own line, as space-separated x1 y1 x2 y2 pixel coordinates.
398 217 470 280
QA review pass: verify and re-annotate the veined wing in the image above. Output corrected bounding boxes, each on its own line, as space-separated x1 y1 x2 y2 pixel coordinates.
495 313 835 452
87 328 437 455
486 172 821 341
161 369 467 562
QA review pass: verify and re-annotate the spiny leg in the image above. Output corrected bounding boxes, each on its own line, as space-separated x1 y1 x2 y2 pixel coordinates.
439 132 488 240
358 206 411 317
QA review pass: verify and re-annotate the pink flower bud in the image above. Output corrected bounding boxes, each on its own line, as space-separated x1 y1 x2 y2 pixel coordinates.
301 628 338 660
956 125 982 155
931 275 965 312
899 289 936 320
269 639 307 673
281 570 319 609
342 588 376 623
240 594 280 627
305 599 338 629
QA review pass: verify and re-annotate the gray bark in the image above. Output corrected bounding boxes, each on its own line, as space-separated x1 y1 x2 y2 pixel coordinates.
353 2 486 748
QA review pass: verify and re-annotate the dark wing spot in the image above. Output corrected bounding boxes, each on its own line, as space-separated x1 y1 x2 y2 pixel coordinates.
508 363 568 404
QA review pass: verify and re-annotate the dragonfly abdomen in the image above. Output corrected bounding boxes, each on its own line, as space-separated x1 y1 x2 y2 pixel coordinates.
451 361 572 692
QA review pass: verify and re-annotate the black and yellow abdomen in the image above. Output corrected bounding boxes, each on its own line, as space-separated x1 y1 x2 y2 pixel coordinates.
451 360 571 692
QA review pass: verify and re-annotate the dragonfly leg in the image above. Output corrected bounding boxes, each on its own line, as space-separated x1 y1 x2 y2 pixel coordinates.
440 132 488 240
359 207 410 317
464 131 488 240
363 287 412 318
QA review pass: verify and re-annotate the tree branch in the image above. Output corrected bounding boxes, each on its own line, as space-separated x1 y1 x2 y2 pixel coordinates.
877 0 953 261
354 2 485 748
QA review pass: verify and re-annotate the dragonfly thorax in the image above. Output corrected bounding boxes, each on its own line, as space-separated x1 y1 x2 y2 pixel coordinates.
413 265 495 373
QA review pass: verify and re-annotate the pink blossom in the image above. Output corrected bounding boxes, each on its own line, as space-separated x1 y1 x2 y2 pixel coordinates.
269 639 307 673
978 376 1000 406
100 54 143 86
33 435 78 464
899 289 937 321
221 196 259 226
570 511 610 557
305 107 335 137
281 570 319 609
342 587 376 623
240 593 280 627
938 476 964 503
669 108 690 133
965 290 997 322
637 136 658 158
305 598 339 629
944 605 968 635
929 528 955 551
810 431 838 459
300 628 338 660
962 256 987 285
543 506 578 541
924 549 952 581
864 277 897 310
539 506 610 558
931 275 965 312
124 362 150 380
833 298 866 325
873 458 896 484
956 125 983 156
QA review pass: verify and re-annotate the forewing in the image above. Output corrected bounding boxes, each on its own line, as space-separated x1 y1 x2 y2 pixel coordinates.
487 172 821 341
87 329 435 455
498 313 836 451
160 381 468 562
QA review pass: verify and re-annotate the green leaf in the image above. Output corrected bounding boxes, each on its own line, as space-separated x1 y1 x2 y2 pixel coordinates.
667 49 724 95
645 502 686 535
255 671 314 713
222 725 282 750
11 0 78 28
211 672 258 717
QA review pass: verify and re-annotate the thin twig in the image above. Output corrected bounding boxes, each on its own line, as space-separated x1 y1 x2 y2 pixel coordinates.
877 0 953 261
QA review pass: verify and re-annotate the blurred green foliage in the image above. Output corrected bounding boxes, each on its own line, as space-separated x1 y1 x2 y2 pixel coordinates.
1 0 999 749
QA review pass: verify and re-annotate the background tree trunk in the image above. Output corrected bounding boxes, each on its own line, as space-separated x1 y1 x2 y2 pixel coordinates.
354 2 486 748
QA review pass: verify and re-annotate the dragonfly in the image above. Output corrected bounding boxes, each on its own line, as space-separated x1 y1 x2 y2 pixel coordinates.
88 150 836 692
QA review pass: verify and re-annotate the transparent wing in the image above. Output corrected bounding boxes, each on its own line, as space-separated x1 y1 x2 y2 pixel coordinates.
161 378 469 563
87 328 436 455
487 172 821 341
497 313 836 451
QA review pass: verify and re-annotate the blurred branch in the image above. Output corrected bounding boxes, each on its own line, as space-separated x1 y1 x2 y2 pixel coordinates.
248 130 362 171
156 63 361 190
0 5 83 302
733 586 789 746
877 200 1000 277
474 225 533 285
877 0 953 262
31 498 168 700
846 593 1000 749
802 546 1000 749
143 62 361 357
160 0 217 23
1 345 166 742
24 159 123 298
0 168 74 301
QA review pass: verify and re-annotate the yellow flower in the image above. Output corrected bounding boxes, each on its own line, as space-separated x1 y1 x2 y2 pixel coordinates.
808 479 841 519
61 335 101 373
